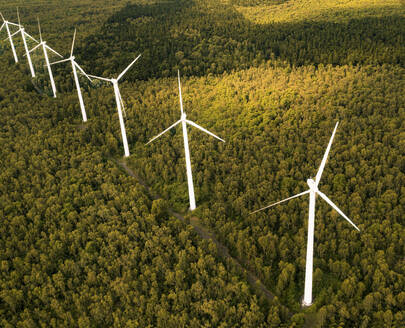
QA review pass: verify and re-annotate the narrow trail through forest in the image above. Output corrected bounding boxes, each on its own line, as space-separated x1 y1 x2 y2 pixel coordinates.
115 159 290 312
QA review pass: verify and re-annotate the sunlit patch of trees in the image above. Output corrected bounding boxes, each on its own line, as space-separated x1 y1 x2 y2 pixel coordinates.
126 62 405 327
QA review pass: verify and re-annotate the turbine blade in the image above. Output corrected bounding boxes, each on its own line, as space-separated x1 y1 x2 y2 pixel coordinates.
24 31 38 43
9 29 20 38
317 191 360 231
118 89 126 118
186 119 225 142
146 120 181 145
178 70 184 115
10 29 21 40
87 74 112 83
45 45 63 58
17 7 20 26
70 28 76 57
0 22 4 31
0 12 5 22
50 58 70 65
28 43 42 53
315 122 339 186
250 190 310 214
3 30 21 41
37 17 42 42
7 22 19 27
117 54 141 81
74 62 92 82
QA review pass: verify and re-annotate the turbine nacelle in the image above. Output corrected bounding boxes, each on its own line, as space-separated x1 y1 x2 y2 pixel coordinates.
306 178 317 192
181 113 187 121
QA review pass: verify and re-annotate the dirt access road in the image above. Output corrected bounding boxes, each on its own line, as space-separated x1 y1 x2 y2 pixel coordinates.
116 159 284 307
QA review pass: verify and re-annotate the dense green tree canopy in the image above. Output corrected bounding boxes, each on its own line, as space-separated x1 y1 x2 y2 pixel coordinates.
0 0 404 327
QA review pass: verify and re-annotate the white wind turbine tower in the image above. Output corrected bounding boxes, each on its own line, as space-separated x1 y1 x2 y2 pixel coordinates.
50 29 92 122
251 122 360 306
28 18 63 98
146 70 225 211
88 54 141 157
9 8 39 77
0 12 20 63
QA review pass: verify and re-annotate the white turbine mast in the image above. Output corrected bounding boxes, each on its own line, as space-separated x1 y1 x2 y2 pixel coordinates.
146 70 225 211
88 54 142 157
251 122 360 306
28 18 63 98
8 8 39 77
0 11 20 63
50 29 92 122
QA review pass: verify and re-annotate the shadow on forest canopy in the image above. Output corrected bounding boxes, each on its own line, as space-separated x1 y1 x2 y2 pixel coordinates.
77 0 404 80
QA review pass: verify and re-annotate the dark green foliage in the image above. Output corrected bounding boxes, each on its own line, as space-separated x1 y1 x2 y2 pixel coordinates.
77 0 404 80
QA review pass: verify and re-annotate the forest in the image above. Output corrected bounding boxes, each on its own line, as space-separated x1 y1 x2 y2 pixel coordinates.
0 0 404 327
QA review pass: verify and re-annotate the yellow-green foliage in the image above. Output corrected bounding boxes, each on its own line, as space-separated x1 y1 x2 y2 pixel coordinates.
127 61 404 325
234 0 405 24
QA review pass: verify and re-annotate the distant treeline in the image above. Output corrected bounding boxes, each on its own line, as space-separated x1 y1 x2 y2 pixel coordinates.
76 0 404 80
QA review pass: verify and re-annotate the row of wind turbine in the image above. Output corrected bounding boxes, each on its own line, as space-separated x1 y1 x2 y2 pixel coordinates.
1 10 222 211
1 9 362 306
1 9 142 158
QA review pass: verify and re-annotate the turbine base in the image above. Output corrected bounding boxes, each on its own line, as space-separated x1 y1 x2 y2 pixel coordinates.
301 298 312 307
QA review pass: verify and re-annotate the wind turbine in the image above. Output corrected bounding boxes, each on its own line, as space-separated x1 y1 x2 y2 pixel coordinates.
251 122 360 306
88 54 141 157
50 29 92 122
0 12 20 63
28 18 63 98
8 8 39 77
146 70 225 211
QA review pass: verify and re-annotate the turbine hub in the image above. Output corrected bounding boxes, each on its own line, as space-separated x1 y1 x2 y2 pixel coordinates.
307 178 319 192
181 113 187 121
307 178 316 189
72 56 75 60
